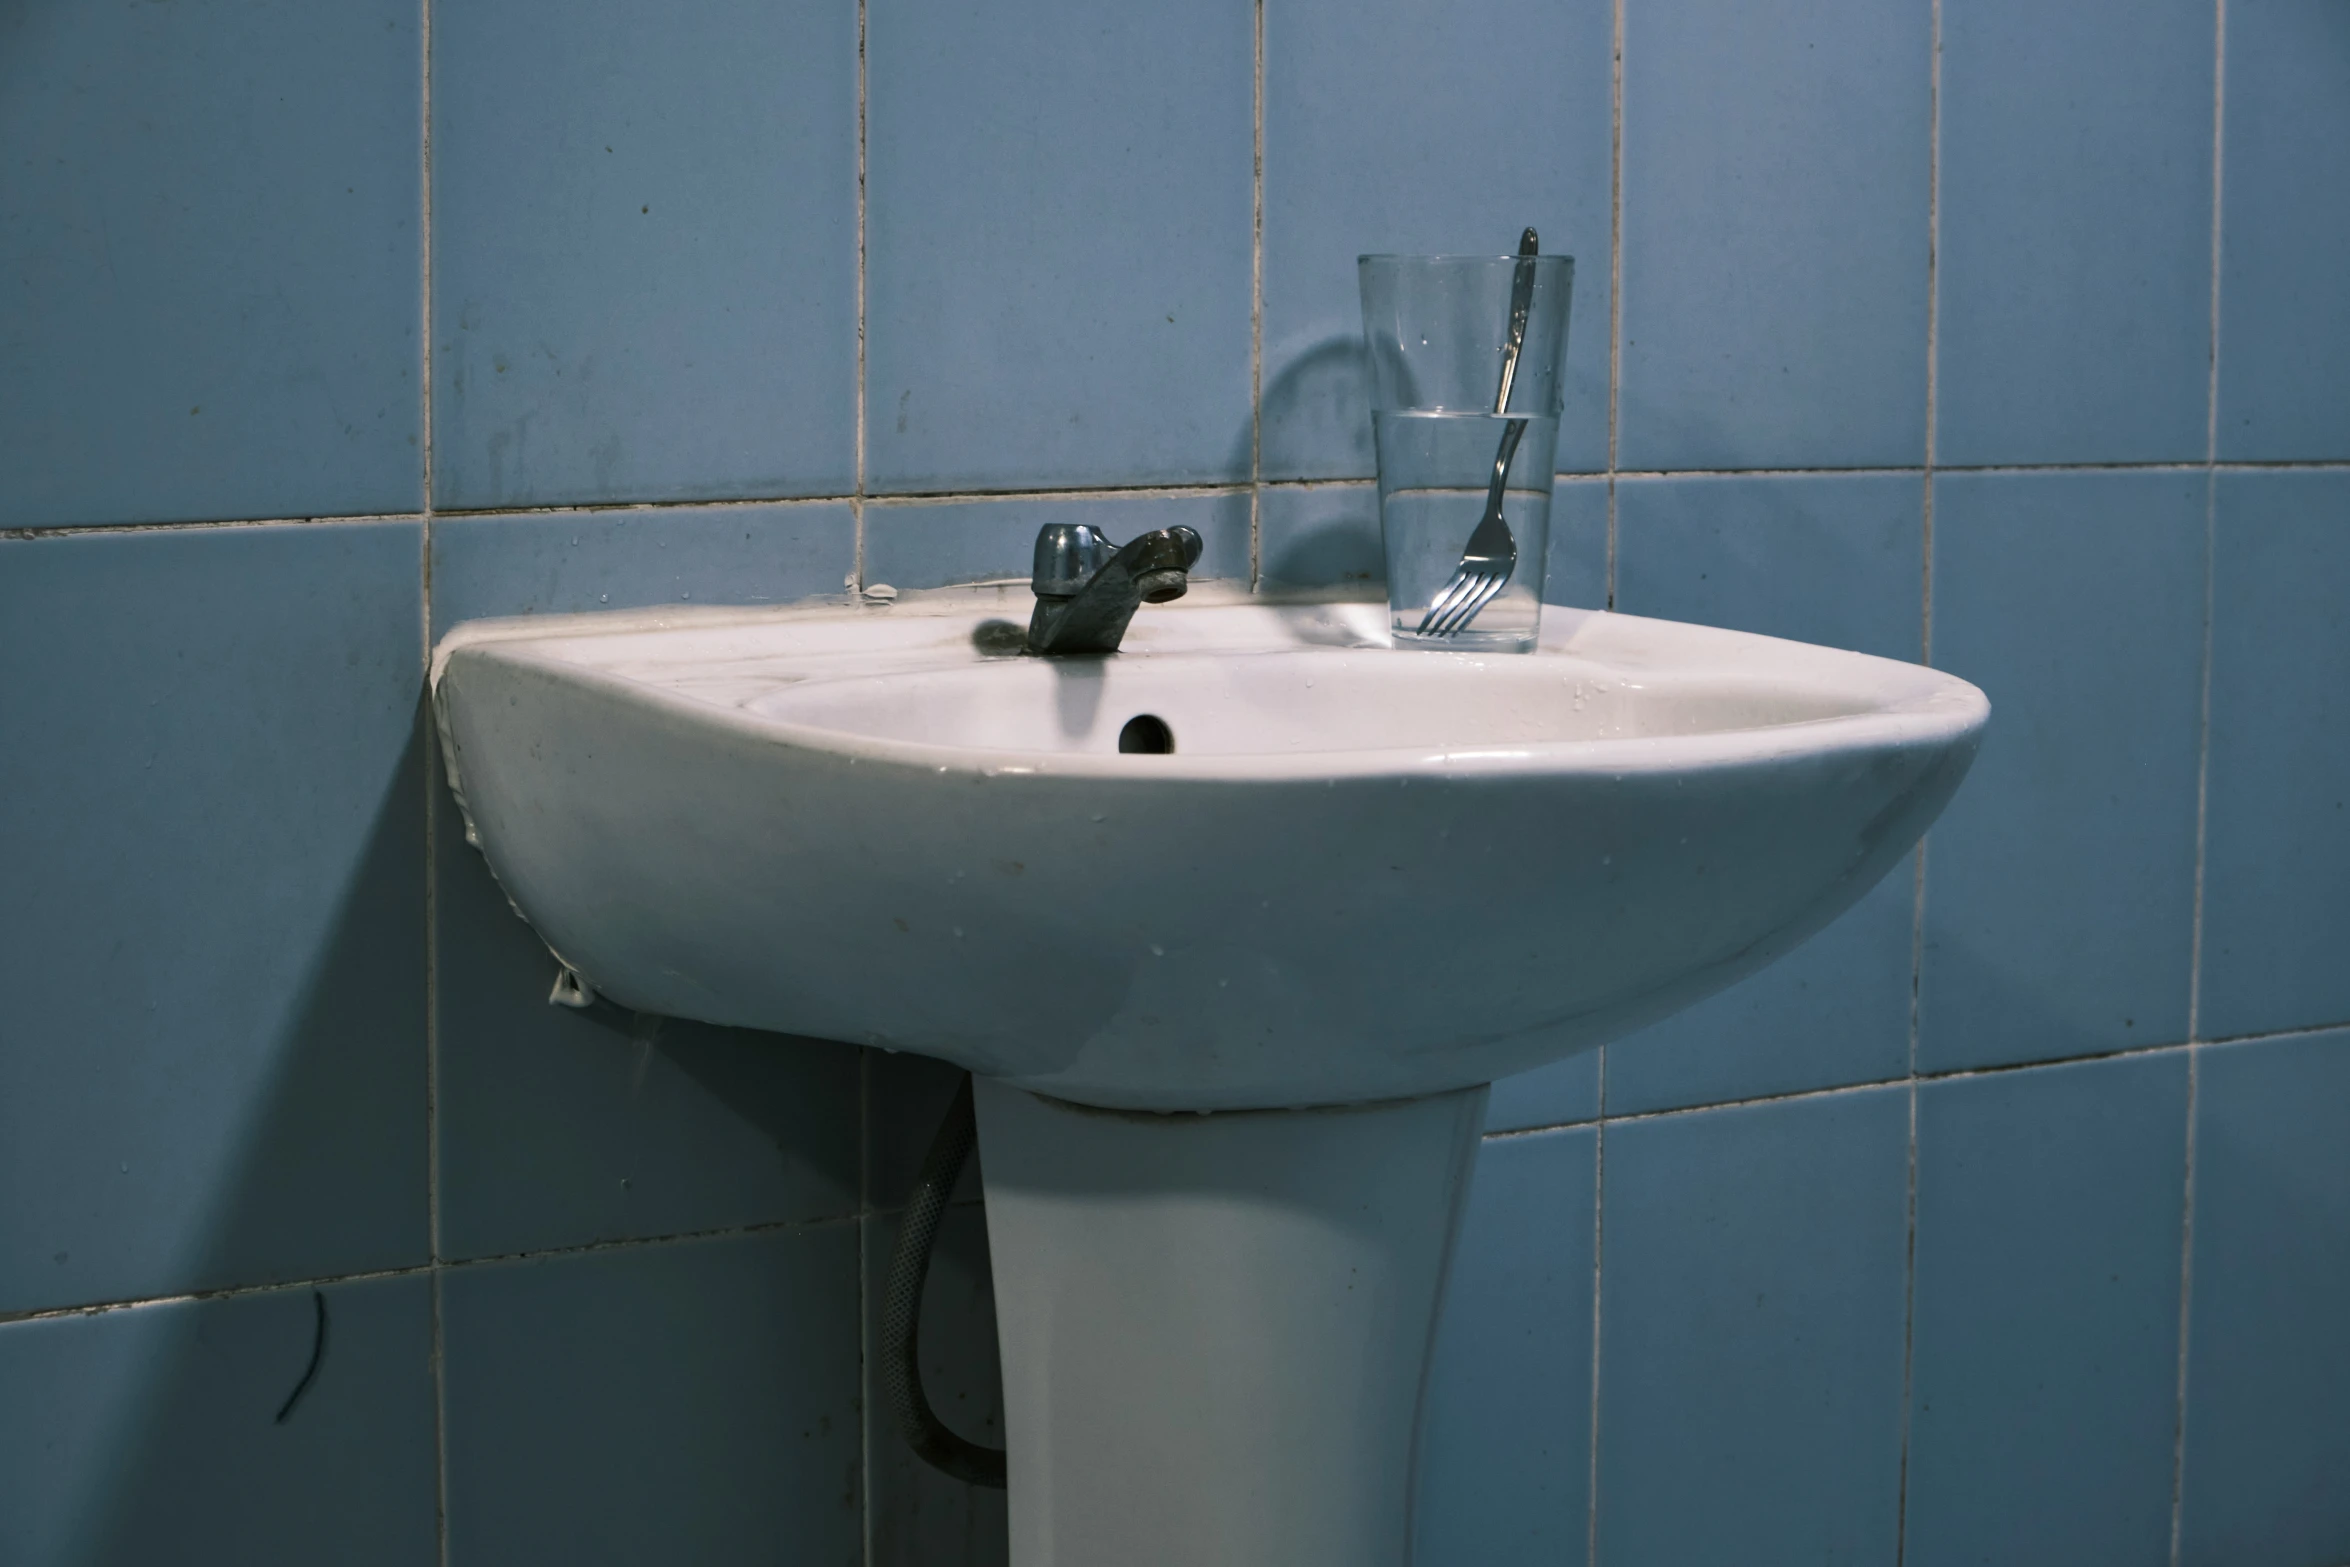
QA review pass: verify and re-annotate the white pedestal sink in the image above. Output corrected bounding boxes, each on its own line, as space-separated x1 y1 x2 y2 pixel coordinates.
432 584 1986 1566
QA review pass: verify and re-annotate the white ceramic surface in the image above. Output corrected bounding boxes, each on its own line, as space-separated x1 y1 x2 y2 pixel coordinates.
432 584 1986 1111
975 1079 1486 1567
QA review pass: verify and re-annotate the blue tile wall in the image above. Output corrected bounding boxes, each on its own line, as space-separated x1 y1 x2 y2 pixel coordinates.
0 1277 438 1566
441 1226 863 1566
2216 0 2350 462
1596 1088 1911 1565
1606 474 1924 1113
1905 1053 2190 1567
1260 0 1614 479
429 0 858 510
0 0 422 527
1617 0 1931 471
2199 472 2350 1040
863 492 1253 594
1935 0 2216 467
1416 1128 1597 1567
2178 1029 2350 1566
1 525 427 1316
1920 471 2206 1071
864 0 1255 493
428 507 862 1261
7 0 2347 1560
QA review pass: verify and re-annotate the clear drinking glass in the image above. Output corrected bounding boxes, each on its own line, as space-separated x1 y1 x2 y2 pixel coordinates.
1359 252 1573 652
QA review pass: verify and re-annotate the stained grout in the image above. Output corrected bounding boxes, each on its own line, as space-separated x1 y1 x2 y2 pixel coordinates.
856 1048 875 1567
1897 3 1944 1548
1603 0 1626 614
416 0 448 1553
852 0 869 596
2172 11 2228 1557
12 459 2350 544
1587 5 1628 1533
2168 1043 2203 1566
0 1211 868 1331
1475 1020 2350 1146
1249 0 1266 592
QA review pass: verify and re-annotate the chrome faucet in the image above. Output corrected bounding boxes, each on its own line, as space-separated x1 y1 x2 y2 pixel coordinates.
1026 522 1205 654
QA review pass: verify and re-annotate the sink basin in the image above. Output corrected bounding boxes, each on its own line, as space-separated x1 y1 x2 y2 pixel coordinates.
433 581 1987 1567
431 584 1986 1112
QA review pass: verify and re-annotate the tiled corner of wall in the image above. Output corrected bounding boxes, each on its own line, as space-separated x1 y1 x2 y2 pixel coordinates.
427 506 863 1263
0 525 430 1315
0 1277 439 1565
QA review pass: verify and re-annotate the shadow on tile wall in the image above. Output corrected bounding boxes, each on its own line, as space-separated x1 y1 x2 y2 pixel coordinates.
5 0 2348 1562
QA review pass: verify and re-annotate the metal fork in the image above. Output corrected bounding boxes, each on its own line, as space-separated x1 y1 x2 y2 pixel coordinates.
1419 228 1540 638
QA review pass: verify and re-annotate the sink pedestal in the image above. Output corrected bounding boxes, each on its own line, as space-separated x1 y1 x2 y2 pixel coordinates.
973 1079 1488 1567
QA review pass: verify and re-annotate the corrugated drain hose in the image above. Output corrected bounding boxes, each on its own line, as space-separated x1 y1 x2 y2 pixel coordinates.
881 1072 1007 1488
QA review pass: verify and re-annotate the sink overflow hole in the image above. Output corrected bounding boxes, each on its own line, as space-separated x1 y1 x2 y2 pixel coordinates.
1118 714 1175 754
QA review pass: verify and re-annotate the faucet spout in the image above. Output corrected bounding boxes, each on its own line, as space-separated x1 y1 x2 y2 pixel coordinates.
1026 523 1205 654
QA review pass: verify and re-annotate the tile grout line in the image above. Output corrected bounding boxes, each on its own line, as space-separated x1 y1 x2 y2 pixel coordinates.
2168 1045 2202 1566
1249 0 1266 591
852 0 869 592
2173 12 2224 1559
1590 5 1625 1541
1894 1074 1921 1566
857 1049 875 1567
2188 0 2226 1050
0 1211 869 1328
1586 1055 1608 1567
14 1015 2343 1325
415 0 450 1555
1604 0 1626 612
1477 1022 2350 1145
17 461 2350 543
1897 6 1942 1546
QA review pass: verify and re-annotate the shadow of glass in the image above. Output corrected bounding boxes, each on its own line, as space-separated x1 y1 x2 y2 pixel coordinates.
1256 334 1376 484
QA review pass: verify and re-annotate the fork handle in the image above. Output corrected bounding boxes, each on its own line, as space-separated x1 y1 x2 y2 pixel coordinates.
1485 416 1529 513
1492 227 1541 416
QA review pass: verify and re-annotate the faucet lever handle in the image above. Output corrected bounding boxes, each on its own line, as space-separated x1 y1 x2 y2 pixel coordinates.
1032 524 1117 599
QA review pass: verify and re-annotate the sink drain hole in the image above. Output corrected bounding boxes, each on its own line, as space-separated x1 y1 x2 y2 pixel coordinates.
1118 714 1175 754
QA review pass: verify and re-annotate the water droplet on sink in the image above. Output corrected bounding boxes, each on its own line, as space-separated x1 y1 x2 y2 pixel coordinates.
1150 944 1165 957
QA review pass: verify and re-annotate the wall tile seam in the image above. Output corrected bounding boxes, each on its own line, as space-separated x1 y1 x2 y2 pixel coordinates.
11 459 2350 544
1603 0 1627 620
852 0 868 602
2167 1043 2203 1566
415 0 447 1551
1901 0 1944 1548
1476 1019 2350 1145
0 1210 868 1329
1248 0 1266 592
